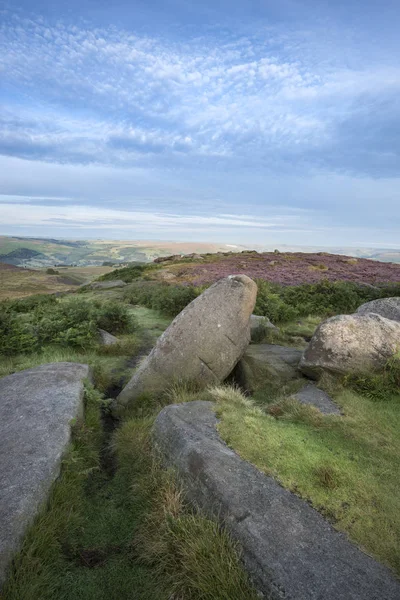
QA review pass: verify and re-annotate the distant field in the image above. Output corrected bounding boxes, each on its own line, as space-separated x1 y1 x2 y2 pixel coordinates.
0 264 113 301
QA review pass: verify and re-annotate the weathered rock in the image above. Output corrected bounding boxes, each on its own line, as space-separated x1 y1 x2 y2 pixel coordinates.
117 275 257 406
250 314 278 341
90 279 126 289
300 313 400 379
98 328 119 345
154 401 399 600
356 297 400 322
291 383 340 414
232 344 303 393
0 363 90 586
154 254 182 264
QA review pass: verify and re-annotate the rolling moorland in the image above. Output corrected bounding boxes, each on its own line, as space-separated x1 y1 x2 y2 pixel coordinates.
0 251 400 599
1 235 400 269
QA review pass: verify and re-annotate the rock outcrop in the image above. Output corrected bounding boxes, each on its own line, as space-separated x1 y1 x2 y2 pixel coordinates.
90 279 126 289
233 344 303 393
153 401 400 600
290 383 340 415
0 362 90 586
356 297 400 322
117 275 257 407
249 314 278 341
299 313 400 378
98 328 119 345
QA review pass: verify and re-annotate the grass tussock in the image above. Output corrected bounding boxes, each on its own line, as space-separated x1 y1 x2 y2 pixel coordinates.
212 383 400 575
116 416 258 600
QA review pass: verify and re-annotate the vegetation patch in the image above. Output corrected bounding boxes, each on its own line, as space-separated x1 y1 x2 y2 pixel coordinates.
213 383 400 575
1 304 257 600
0 296 137 356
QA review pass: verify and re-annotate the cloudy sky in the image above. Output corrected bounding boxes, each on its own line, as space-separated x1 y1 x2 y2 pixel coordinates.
0 0 399 246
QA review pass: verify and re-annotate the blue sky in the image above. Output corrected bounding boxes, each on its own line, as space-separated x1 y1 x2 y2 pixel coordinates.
0 0 399 246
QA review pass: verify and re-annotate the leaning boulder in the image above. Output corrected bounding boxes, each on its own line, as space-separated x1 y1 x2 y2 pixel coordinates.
232 344 303 393
300 313 400 379
117 275 257 407
0 362 90 586
356 297 400 322
153 401 400 600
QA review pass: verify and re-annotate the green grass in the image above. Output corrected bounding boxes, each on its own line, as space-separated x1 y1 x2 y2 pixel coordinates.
1 300 257 600
212 384 400 575
2 384 257 600
0 342 137 394
128 306 172 342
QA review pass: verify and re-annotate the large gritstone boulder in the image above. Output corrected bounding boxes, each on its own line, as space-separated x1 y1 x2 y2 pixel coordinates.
153 401 400 600
356 297 400 322
0 362 90 586
299 313 400 379
117 275 257 407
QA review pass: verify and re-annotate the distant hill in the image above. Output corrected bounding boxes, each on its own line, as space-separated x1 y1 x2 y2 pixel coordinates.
0 237 248 268
0 235 399 268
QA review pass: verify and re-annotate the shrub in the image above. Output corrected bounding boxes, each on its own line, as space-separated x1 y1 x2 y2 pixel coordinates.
0 297 138 355
2 293 58 314
254 281 297 322
254 279 392 323
124 281 200 317
343 355 400 401
98 263 155 283
96 301 137 334
0 310 37 355
46 268 59 275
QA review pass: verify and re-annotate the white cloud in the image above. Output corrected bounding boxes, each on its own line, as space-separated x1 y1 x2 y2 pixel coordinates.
2 12 399 169
0 202 306 231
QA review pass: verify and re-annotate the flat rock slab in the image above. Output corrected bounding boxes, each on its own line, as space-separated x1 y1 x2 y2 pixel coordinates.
154 401 399 600
291 383 341 415
0 362 90 586
233 344 303 393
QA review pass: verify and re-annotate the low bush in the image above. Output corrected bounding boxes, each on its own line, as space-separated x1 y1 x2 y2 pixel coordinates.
2 293 58 314
124 281 200 317
96 300 137 334
0 310 37 355
98 263 156 283
255 279 399 323
343 355 400 401
0 297 137 356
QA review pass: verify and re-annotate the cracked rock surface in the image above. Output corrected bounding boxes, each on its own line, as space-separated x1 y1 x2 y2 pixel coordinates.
153 400 400 600
117 275 257 407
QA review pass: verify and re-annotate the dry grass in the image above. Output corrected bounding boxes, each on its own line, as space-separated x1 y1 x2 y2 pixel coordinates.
0 265 114 301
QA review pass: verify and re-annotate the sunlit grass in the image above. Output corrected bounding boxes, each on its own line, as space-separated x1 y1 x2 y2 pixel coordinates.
212 384 400 575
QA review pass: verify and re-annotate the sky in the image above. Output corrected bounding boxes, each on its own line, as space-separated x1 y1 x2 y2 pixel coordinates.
0 0 399 247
